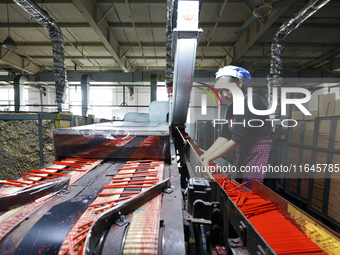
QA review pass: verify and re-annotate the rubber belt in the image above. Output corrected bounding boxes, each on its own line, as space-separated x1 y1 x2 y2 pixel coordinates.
15 199 92 255
13 162 117 255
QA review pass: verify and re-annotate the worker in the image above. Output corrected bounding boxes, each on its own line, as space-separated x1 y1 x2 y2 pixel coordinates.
200 65 277 190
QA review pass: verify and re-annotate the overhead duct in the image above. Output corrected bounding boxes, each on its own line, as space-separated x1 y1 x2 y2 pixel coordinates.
14 0 68 112
267 0 330 118
165 0 175 90
171 0 202 127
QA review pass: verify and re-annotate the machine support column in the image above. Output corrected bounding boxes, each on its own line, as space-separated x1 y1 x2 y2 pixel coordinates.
171 0 202 126
150 74 157 103
14 75 27 112
81 74 91 117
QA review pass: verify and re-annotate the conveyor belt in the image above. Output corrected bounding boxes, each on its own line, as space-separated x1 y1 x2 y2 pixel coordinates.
110 136 145 160
123 195 162 254
57 160 164 255
175 127 340 255
122 161 164 255
0 132 182 255
15 200 93 255
7 162 114 255
0 158 102 248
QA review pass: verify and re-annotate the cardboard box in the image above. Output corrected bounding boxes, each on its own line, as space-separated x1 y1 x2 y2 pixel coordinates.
60 112 72 128
304 111 318 120
335 100 340 116
318 93 336 117
88 114 95 124
291 123 301 143
304 122 314 145
60 120 71 128
319 119 331 134
335 119 340 143
292 111 304 120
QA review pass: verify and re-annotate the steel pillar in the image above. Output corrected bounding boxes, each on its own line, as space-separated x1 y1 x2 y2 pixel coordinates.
171 0 202 126
14 75 27 112
150 74 157 102
81 74 91 117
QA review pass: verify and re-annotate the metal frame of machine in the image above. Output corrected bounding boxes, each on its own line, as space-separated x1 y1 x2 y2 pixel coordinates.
0 121 186 254
1 0 340 254
174 126 340 255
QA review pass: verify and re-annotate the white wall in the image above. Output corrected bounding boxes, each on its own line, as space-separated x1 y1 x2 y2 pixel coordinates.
0 85 169 119
305 86 340 112
0 86 14 111
4 82 338 120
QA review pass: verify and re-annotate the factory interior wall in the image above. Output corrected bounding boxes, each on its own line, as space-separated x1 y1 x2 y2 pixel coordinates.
0 86 14 111
1 80 340 179
0 85 169 120
0 85 169 179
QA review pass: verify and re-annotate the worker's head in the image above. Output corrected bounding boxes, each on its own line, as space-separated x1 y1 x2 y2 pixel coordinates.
215 65 251 102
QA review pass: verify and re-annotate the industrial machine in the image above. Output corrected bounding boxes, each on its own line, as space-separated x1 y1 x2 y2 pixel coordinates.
1 120 339 255
0 0 340 254
0 120 184 255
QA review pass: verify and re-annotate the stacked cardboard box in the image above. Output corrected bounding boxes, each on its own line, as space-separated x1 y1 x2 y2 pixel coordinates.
311 152 328 213
316 93 340 151
314 95 340 219
291 110 318 121
317 94 334 148
301 149 312 199
304 111 318 120
304 121 314 146
291 123 301 144
289 93 340 224
59 111 73 128
328 154 340 223
335 119 340 150
292 111 304 120
318 93 336 117
288 147 299 194
328 179 340 223
289 112 314 197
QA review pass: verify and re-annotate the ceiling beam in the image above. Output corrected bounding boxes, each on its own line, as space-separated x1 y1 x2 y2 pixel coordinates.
0 0 171 4
30 55 114 59
27 55 321 61
94 0 247 4
16 42 104 47
28 55 227 60
250 42 340 49
42 65 169 71
0 22 90 28
117 41 340 48
107 22 244 28
226 6 291 65
7 0 337 6
1 0 339 5
72 0 128 71
47 63 318 71
0 21 247 29
0 0 236 3
241 56 324 61
13 41 340 49
2 21 340 30
0 0 72 3
118 41 236 47
298 48 340 70
0 48 41 74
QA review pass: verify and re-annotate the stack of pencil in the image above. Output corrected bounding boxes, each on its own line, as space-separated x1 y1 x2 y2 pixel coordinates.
215 178 328 255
